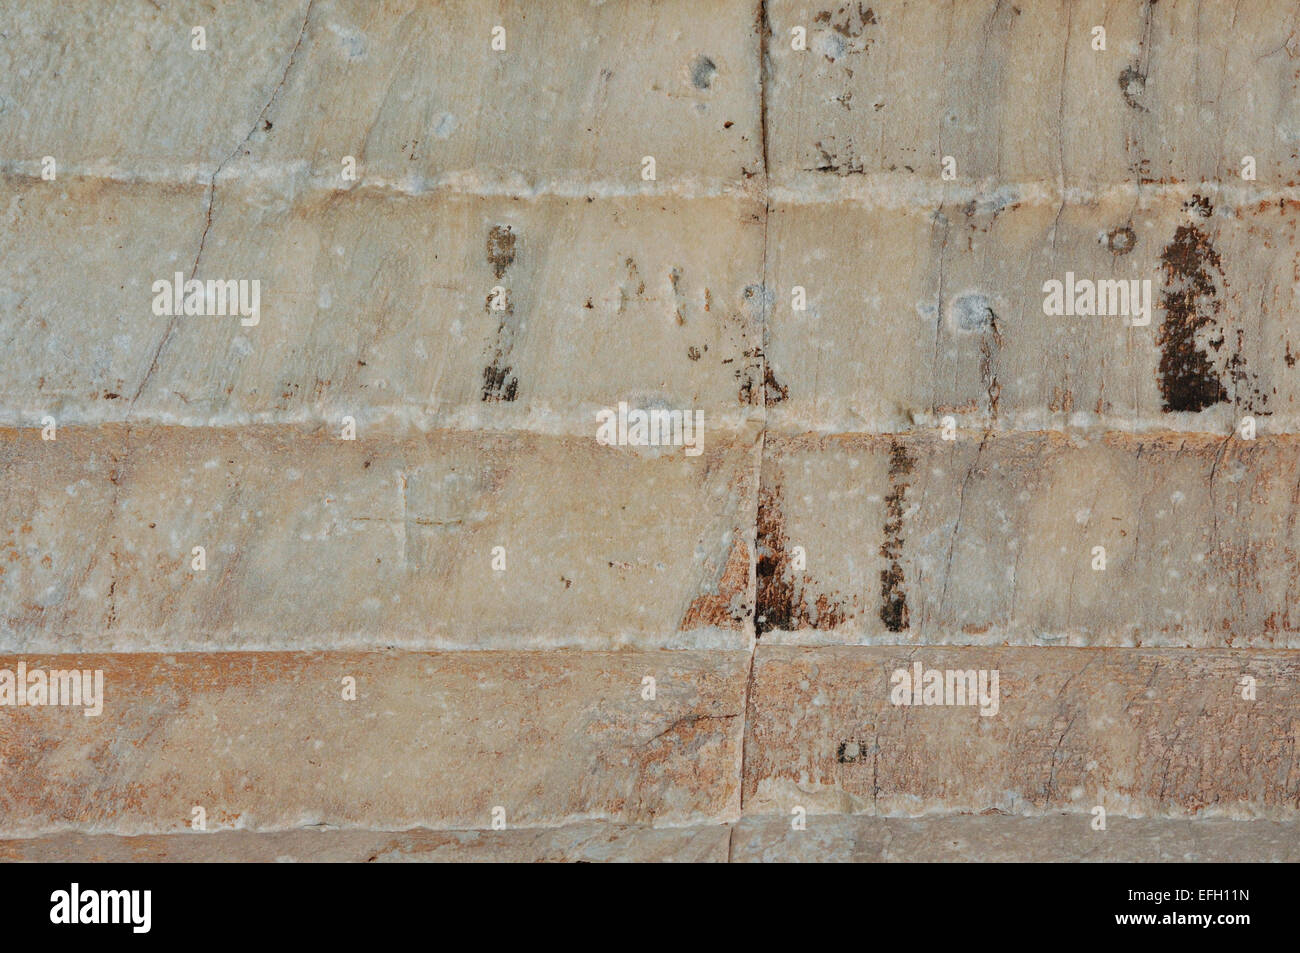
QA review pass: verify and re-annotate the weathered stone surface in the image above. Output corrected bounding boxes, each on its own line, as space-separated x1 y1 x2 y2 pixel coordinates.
0 822 732 863
730 813 1300 862
12 812 1294 861
2 0 1299 861
0 650 747 837
767 0 1300 189
0 426 757 651
742 646 1300 819
1 0 762 192
758 431 1300 647
0 179 764 434
764 192 1300 434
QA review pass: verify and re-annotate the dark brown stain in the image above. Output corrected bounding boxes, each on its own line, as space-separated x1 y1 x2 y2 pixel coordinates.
669 267 686 325
480 316 519 401
878 439 913 632
480 362 517 402
814 3 878 37
481 304 520 399
1118 64 1148 111
486 225 516 279
1106 225 1137 255
737 353 762 405
763 365 788 404
618 258 647 314
482 226 521 401
809 137 865 175
836 739 869 763
1156 198 1228 413
754 483 793 634
755 480 849 635
977 307 1002 419
627 258 645 296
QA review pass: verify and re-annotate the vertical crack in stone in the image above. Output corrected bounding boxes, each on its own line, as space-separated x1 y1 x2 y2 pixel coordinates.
739 0 774 818
753 0 776 634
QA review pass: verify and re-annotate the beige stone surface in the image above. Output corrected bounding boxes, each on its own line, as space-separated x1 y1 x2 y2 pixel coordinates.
0 650 747 837
1 0 762 192
742 645 1300 819
0 425 756 651
766 0 1300 189
730 813 1300 862
11 813 1296 862
2 0 1299 861
764 192 1300 434
758 431 1300 646
0 179 764 434
0 822 732 863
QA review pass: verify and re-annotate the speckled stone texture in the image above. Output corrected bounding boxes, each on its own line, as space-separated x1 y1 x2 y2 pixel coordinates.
1 0 1297 861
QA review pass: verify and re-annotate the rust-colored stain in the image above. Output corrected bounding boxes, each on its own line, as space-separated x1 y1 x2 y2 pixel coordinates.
755 479 849 635
681 533 751 630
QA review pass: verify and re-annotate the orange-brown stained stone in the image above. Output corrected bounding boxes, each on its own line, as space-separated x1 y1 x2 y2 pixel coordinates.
742 645 1300 819
0 650 747 836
